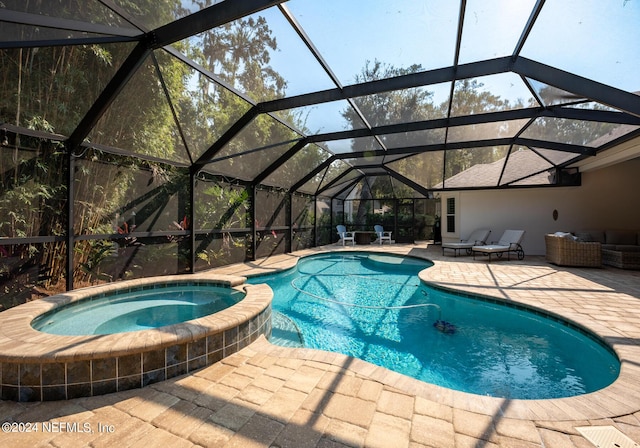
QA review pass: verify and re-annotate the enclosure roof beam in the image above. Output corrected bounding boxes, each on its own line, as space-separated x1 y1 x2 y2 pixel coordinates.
0 35 139 50
321 174 363 200
67 40 152 150
288 156 336 194
152 0 286 48
512 0 546 59
164 46 257 108
517 138 596 155
303 107 640 147
315 167 354 196
65 0 284 154
513 57 640 118
192 106 261 170
259 57 514 113
251 139 309 186
278 4 342 90
384 167 433 198
329 137 593 161
316 168 361 196
277 3 382 149
260 55 640 120
0 9 141 39
80 142 190 167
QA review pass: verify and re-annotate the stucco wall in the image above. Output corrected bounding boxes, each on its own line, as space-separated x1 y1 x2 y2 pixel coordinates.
440 158 640 255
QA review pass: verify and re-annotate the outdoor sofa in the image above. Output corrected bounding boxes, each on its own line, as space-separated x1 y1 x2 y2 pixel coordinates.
546 230 640 269
576 229 640 270
545 233 601 267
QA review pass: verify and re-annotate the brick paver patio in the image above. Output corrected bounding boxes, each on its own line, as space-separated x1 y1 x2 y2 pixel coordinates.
2 243 640 447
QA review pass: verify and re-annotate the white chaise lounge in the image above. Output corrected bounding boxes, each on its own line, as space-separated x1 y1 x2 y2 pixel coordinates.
472 230 525 261
441 229 491 256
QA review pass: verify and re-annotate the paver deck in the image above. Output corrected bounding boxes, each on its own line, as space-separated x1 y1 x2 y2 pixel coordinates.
2 243 640 447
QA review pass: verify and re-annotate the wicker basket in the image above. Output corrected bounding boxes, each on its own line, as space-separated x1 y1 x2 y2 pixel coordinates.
545 235 602 267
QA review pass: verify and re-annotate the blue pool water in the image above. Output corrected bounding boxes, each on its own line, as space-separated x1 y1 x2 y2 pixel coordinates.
32 284 244 335
247 252 620 399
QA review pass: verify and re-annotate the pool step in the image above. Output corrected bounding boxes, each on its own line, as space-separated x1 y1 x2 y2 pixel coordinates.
270 312 304 348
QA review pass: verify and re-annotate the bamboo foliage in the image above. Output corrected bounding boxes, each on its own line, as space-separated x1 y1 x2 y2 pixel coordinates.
0 136 67 297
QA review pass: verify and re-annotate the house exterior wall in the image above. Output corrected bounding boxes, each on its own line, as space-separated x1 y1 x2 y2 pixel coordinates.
440 158 640 255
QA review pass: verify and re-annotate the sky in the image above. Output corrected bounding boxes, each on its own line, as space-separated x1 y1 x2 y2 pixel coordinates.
252 0 639 135
268 0 638 88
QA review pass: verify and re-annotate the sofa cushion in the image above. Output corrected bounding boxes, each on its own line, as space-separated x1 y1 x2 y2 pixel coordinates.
605 230 636 245
576 230 605 243
553 231 577 240
614 245 640 252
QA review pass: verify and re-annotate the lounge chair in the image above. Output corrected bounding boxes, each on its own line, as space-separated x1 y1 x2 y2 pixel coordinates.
336 225 355 246
442 229 491 256
472 230 525 261
374 225 392 245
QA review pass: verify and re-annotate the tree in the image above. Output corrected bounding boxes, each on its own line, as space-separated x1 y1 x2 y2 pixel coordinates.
344 60 440 152
340 61 443 215
526 86 619 146
445 79 517 178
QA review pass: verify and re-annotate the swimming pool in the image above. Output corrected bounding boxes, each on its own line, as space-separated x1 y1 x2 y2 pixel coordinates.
247 252 620 399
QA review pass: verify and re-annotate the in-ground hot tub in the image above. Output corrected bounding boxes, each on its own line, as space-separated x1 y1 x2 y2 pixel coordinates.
0 274 272 401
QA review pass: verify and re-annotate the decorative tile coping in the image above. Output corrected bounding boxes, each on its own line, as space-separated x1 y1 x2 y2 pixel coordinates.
0 273 272 401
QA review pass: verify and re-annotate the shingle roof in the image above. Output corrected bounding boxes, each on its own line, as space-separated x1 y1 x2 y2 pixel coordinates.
437 149 557 189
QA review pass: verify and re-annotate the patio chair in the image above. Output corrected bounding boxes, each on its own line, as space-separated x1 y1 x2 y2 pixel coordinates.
441 229 491 256
336 225 355 246
374 225 392 245
472 230 525 261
